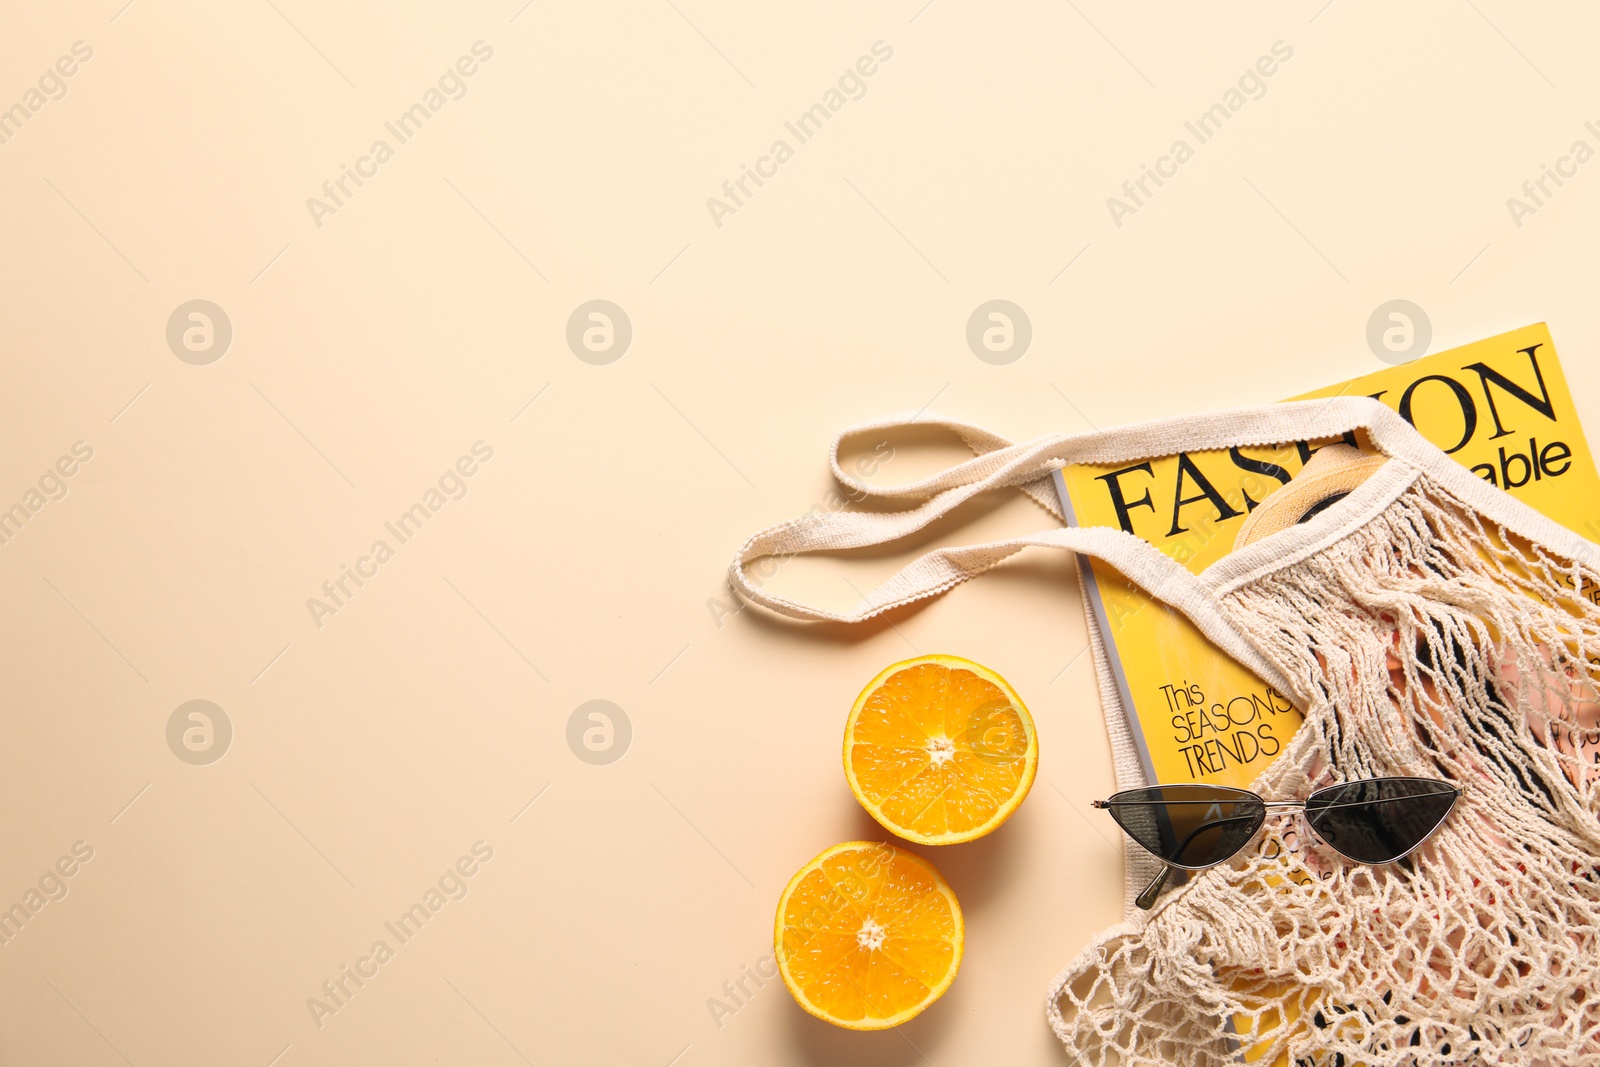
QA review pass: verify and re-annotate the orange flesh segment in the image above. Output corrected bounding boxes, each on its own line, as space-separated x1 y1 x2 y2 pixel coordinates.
776 843 961 1028
848 659 1035 843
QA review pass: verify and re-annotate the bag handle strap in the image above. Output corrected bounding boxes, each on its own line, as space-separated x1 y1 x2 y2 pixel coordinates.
727 396 1428 697
731 395 1408 618
823 412 1068 519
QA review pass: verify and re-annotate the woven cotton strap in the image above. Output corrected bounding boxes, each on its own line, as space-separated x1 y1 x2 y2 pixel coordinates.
744 397 1399 591
726 397 1435 702
732 390 1600 625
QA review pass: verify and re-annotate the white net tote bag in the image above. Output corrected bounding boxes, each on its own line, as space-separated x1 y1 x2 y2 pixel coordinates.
728 396 1600 1066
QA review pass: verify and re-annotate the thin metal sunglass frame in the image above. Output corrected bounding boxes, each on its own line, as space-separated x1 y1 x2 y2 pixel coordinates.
1090 777 1462 910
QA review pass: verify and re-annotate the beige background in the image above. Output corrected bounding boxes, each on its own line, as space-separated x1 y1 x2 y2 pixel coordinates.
2 1 1598 1064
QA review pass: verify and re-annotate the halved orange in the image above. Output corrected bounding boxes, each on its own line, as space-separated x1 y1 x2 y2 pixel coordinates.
844 654 1038 845
774 841 963 1029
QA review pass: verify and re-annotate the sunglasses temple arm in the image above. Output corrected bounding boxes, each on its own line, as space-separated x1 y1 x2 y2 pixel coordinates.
1135 865 1171 911
1132 816 1252 911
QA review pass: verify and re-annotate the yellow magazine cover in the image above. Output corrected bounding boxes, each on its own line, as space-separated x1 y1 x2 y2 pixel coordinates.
1053 323 1599 793
1052 323 1599 1063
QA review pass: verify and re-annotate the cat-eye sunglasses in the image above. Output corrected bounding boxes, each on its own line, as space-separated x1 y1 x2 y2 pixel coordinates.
1092 776 1462 909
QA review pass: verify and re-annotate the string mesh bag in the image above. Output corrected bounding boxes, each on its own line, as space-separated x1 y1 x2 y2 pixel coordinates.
727 398 1600 1066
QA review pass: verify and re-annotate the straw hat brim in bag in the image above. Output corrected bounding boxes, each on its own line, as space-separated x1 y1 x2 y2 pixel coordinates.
729 397 1600 1065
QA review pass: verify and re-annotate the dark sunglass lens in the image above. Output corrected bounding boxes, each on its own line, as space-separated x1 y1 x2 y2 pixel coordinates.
1303 778 1457 863
1106 786 1266 868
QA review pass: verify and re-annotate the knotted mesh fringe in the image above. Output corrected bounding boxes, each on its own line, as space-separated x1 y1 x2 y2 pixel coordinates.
1048 474 1600 1065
